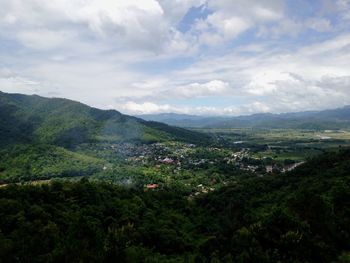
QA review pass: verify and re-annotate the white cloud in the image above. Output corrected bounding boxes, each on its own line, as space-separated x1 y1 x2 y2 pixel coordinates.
193 0 285 45
207 0 284 21
17 29 75 50
157 0 206 24
120 101 173 114
146 33 350 114
0 0 350 116
167 80 231 99
120 79 232 103
306 18 332 32
268 19 303 37
207 14 251 39
253 6 283 21
0 68 40 94
118 100 272 116
0 0 192 54
245 71 292 96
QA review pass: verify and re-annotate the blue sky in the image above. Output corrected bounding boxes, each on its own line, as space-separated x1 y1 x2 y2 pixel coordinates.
0 0 350 116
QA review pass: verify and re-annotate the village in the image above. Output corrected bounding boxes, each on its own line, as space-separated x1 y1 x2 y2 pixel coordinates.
117 143 301 172
110 142 303 174
104 141 304 188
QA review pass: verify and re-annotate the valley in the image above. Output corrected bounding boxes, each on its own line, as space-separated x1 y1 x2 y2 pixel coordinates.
83 127 350 192
1 92 350 262
2 116 350 197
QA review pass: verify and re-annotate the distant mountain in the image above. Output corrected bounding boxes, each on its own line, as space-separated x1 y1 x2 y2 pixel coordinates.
0 91 210 147
138 106 350 130
140 113 202 122
139 113 219 128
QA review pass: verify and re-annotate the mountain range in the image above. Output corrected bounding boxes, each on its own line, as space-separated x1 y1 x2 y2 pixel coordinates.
139 106 350 129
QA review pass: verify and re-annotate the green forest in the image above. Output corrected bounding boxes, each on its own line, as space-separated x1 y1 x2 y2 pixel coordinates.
1 149 349 262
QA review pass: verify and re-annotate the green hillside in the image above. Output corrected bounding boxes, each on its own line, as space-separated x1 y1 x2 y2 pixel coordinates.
0 91 211 182
0 91 210 147
0 144 103 183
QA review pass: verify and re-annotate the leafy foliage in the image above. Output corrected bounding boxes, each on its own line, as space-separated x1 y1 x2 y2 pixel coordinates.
0 144 103 183
0 150 349 262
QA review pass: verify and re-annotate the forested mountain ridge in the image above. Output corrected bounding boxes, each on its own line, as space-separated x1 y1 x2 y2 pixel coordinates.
0 91 210 147
139 106 350 129
0 149 349 262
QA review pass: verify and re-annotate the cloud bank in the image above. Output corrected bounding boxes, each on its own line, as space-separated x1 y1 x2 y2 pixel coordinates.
1 0 350 115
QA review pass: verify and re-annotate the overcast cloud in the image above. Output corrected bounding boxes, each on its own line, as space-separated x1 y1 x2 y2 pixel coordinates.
1 0 350 115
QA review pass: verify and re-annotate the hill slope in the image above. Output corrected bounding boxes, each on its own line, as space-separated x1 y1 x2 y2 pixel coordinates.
0 91 210 147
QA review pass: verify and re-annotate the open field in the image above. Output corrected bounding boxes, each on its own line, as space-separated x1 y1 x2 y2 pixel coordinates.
196 128 350 162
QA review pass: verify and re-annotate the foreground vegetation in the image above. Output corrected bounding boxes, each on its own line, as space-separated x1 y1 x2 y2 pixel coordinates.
1 149 349 262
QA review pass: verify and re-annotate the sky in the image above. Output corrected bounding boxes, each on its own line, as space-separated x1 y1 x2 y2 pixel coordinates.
1 0 350 116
